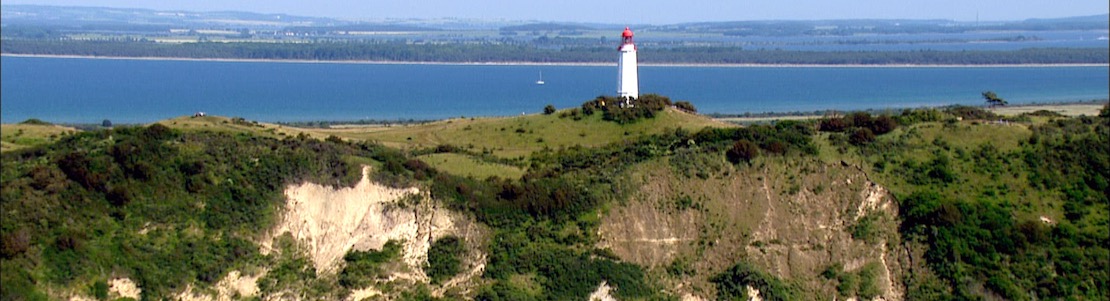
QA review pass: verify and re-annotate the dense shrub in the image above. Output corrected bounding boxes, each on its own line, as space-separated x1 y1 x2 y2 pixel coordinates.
19 118 52 125
848 128 875 145
818 117 848 132
897 108 946 125
712 262 796 301
339 241 401 288
870 115 898 134
674 101 697 113
579 94 674 124
945 105 999 120
820 112 898 137
845 112 873 128
0 229 31 259
425 236 465 284
726 140 760 164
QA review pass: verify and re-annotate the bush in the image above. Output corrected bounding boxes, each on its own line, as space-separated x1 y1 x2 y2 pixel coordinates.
1025 110 1064 117
712 262 795 301
339 241 401 288
1 229 31 259
851 213 882 244
848 128 875 145
870 115 898 135
845 112 873 128
90 280 109 300
897 108 946 124
945 105 999 120
763 140 788 155
543 104 556 115
425 236 465 284
19 118 51 125
580 94 673 124
818 117 848 132
674 101 697 113
726 140 760 164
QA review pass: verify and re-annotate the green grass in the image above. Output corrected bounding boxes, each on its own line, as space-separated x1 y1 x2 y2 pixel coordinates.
862 121 1056 217
340 108 730 159
837 116 1109 299
158 115 302 138
156 108 729 160
418 153 525 180
0 123 79 152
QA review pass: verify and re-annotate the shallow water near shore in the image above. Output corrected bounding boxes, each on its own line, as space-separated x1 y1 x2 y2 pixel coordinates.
2 56 1107 124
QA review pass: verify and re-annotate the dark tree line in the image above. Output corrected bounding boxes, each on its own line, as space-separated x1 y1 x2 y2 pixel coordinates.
3 39 1106 65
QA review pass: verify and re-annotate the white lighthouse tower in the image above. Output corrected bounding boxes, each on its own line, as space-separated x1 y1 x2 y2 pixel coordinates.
617 27 639 101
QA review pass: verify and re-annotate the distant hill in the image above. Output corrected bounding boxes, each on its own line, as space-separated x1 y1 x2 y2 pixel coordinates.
1024 14 1110 23
285 24 440 33
499 23 596 32
5 4 1106 33
0 4 343 28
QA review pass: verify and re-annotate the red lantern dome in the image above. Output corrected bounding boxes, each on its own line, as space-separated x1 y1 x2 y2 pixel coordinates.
621 27 633 38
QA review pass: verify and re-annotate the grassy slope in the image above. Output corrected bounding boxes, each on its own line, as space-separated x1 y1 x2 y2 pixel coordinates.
417 153 526 180
333 108 730 159
159 109 730 179
157 115 332 139
0 123 79 152
857 121 1057 220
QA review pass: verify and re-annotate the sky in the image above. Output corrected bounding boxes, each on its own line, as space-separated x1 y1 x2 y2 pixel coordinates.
4 0 1108 24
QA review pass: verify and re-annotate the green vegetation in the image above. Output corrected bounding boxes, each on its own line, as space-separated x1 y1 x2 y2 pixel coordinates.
838 107 1110 300
3 97 1107 300
982 91 1008 107
850 213 887 244
257 234 335 299
0 124 397 299
0 122 79 152
425 236 465 284
580 94 676 124
4 39 1107 65
822 262 883 299
712 262 796 301
345 106 725 159
417 152 526 180
339 240 402 289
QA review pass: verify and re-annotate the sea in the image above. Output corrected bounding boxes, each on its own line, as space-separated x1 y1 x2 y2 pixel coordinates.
1 56 1107 124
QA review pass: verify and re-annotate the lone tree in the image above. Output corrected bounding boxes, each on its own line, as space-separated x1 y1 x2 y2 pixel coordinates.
543 104 556 115
982 91 1007 107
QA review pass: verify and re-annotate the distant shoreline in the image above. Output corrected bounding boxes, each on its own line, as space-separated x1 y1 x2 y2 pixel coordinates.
5 53 1108 68
712 101 1108 123
12 101 1099 128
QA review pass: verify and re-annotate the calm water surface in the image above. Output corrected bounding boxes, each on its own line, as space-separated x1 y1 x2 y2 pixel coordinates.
1 56 1107 123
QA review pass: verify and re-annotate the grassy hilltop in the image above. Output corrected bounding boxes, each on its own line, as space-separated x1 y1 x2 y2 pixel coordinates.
1 99 1107 300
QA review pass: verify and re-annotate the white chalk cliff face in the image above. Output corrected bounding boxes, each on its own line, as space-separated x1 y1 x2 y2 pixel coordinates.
166 166 485 301
263 166 478 276
599 161 906 300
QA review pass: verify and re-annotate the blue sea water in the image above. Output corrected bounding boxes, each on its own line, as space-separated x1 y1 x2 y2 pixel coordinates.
1 56 1107 124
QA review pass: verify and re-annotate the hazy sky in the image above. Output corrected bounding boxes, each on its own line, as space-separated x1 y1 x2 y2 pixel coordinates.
5 0 1108 23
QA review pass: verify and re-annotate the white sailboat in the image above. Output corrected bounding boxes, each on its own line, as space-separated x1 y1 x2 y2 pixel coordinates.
535 71 545 85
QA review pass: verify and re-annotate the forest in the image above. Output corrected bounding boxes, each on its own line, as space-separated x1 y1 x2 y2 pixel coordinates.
3 39 1107 65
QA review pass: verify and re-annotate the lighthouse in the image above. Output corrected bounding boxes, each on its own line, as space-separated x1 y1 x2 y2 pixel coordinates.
617 27 639 100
